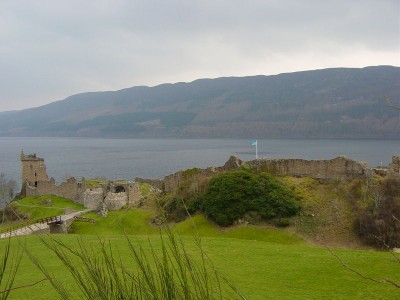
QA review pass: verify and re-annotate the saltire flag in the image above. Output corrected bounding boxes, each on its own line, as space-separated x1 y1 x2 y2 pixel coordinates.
251 140 257 146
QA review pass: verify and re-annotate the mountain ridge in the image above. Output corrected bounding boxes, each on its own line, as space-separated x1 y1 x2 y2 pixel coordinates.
1 66 399 138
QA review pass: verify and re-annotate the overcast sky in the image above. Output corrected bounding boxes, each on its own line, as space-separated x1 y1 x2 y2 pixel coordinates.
0 0 399 112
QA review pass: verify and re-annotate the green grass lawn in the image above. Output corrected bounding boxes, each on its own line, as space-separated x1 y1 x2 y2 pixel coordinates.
2 208 400 299
2 233 400 299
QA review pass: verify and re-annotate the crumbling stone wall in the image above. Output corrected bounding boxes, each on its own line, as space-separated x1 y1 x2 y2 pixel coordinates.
128 182 141 207
104 192 128 210
83 188 104 210
246 156 368 181
149 156 369 193
26 177 84 202
25 176 134 211
162 167 217 193
162 156 246 193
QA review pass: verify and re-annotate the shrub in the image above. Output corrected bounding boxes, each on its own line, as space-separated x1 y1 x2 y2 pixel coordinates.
357 176 400 248
203 170 301 226
164 196 203 222
276 218 290 227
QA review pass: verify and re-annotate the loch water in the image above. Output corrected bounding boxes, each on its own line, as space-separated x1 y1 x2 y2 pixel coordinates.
0 137 399 188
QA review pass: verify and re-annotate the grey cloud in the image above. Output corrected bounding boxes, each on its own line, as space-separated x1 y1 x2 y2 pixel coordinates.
0 0 398 111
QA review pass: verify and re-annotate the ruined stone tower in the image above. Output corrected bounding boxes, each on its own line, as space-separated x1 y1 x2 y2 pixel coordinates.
20 150 49 195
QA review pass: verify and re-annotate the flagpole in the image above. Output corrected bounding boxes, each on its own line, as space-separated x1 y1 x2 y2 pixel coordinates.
256 140 258 159
251 140 258 160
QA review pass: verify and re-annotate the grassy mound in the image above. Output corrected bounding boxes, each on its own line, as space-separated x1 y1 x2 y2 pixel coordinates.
69 210 159 235
8 195 85 222
71 209 305 245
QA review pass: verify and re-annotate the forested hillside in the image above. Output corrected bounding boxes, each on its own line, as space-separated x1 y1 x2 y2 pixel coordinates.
0 66 398 138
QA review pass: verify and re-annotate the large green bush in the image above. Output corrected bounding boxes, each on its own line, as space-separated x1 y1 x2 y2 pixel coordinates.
203 170 301 226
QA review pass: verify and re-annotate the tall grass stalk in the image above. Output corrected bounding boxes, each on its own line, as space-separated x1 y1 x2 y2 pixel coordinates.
27 218 245 299
0 237 23 300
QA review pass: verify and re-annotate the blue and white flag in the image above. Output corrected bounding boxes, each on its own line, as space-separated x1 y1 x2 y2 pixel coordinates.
251 140 257 146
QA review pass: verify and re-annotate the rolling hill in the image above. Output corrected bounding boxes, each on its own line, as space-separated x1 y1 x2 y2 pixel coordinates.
0 65 399 138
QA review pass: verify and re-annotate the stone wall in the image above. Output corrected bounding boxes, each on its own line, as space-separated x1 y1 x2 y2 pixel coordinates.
26 177 84 202
162 156 247 193
142 156 370 193
162 167 216 193
26 177 136 211
246 156 368 181
104 192 128 210
83 188 104 210
128 182 142 207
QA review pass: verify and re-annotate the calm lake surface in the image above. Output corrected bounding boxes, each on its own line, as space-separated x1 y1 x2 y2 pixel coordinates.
0 137 399 188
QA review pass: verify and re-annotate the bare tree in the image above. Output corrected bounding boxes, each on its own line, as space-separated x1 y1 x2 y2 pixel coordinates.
0 173 17 208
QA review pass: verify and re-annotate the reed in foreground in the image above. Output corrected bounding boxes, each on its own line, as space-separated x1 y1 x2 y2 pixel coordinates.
0 237 22 300
27 221 245 300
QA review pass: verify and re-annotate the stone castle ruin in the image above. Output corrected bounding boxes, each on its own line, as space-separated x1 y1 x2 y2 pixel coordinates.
20 151 142 211
20 151 49 192
20 151 400 211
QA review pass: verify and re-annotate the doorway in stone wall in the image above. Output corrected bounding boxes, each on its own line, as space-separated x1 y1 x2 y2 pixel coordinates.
115 186 125 193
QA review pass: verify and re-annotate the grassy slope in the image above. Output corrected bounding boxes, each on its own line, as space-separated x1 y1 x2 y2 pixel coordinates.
10 195 85 220
282 176 368 247
3 198 399 299
70 209 304 245
2 233 400 300
0 195 85 232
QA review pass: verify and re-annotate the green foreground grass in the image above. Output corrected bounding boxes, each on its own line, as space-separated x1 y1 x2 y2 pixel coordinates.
0 208 399 299
2 233 400 299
